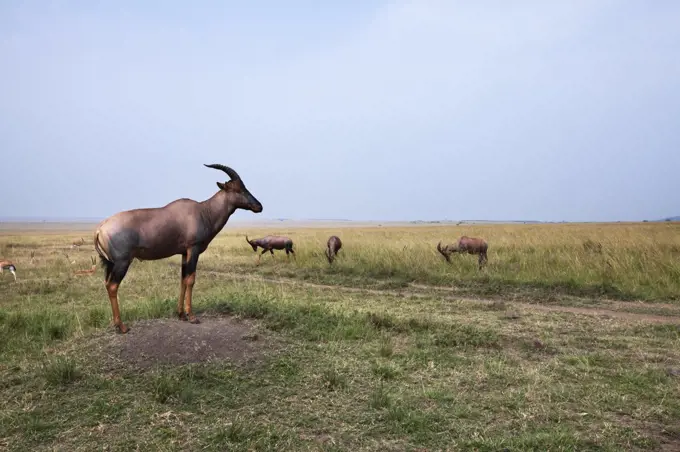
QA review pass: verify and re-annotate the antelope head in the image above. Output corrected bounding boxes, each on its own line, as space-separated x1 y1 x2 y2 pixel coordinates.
204 164 263 213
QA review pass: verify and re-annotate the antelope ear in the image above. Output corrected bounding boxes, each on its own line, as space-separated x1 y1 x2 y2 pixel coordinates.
217 182 226 190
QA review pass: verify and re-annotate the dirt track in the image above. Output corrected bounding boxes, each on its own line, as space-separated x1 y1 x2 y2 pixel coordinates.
201 270 680 325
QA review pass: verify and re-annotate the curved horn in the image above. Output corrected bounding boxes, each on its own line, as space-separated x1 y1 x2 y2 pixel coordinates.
204 163 241 181
245 235 251 244
437 242 443 253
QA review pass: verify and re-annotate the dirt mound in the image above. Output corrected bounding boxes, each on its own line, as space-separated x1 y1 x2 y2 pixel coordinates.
104 316 268 369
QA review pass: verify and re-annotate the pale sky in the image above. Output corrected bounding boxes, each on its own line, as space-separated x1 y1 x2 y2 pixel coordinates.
1 1 678 222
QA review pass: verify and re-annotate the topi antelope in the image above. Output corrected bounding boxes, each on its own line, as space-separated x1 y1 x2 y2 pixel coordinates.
72 237 85 249
93 163 263 334
0 259 17 281
74 256 97 276
325 235 342 264
245 235 295 264
437 236 489 269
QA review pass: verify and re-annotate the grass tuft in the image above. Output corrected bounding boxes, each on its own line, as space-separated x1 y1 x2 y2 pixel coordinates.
44 357 82 386
321 367 348 391
432 323 500 348
372 361 400 381
378 335 394 357
369 383 393 410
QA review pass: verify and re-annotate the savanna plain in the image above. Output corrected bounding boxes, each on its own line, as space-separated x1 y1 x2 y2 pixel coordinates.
1 222 679 451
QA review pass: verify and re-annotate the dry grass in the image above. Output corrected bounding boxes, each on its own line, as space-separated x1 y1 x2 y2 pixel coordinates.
0 222 679 450
201 222 680 302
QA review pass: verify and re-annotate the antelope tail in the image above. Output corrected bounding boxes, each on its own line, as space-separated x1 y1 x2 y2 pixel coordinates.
93 230 113 264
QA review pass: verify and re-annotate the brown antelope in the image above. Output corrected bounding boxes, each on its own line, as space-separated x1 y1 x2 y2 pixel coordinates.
437 236 489 269
0 259 17 281
71 237 85 250
325 235 342 264
74 256 97 276
245 235 295 264
93 163 262 334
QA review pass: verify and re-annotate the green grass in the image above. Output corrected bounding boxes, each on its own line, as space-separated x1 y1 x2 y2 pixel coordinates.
0 223 679 450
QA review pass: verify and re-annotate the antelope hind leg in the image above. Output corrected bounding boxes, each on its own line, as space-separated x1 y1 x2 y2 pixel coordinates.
106 261 131 334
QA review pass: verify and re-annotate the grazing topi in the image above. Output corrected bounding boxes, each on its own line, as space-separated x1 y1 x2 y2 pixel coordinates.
437 236 489 269
93 163 263 334
325 235 342 264
245 235 295 264
0 259 17 281
71 237 85 249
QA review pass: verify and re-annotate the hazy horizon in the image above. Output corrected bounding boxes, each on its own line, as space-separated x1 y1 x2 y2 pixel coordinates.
1 215 676 225
1 1 679 223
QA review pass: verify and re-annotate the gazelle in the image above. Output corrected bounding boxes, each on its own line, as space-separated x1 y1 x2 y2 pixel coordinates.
0 259 17 281
74 256 97 276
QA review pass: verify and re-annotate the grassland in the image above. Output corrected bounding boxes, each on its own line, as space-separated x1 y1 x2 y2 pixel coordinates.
1 222 679 451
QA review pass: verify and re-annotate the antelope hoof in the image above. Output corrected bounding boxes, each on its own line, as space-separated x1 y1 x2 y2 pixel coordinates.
116 323 129 334
188 316 201 324
178 312 188 321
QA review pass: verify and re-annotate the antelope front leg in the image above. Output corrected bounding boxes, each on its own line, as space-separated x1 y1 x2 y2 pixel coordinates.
184 273 199 324
183 249 201 324
177 253 188 321
257 249 268 265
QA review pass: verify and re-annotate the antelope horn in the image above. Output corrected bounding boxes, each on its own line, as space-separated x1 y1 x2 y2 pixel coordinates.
204 163 240 181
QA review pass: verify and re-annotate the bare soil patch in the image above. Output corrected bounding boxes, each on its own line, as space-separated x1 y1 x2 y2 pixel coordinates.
100 316 270 369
